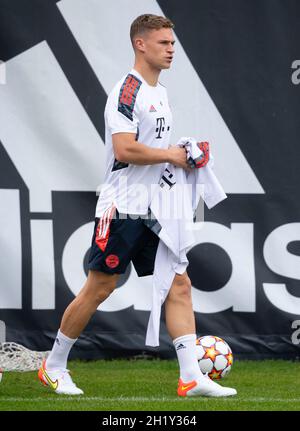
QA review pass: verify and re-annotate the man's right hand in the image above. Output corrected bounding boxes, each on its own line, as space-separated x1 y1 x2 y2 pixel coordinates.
167 146 191 171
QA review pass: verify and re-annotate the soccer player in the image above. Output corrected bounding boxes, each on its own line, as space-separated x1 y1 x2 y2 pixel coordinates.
38 14 237 397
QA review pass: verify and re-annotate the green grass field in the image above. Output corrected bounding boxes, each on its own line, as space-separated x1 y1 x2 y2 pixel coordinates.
0 359 299 411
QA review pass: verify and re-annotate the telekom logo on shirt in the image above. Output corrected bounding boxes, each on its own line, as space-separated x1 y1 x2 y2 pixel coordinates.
155 117 165 139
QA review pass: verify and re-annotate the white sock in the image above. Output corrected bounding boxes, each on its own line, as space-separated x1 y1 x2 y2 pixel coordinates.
46 329 77 370
173 333 204 382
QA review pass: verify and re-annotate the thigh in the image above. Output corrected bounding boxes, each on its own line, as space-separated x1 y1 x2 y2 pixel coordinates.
87 269 120 285
172 271 190 285
169 271 191 293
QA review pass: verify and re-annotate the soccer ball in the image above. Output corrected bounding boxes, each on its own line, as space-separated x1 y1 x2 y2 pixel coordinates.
0 369 3 383
196 335 233 380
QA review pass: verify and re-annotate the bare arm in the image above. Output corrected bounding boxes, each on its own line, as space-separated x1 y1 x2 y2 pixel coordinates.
112 132 189 169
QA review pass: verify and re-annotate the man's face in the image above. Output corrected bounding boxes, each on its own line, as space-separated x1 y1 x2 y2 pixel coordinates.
137 28 175 70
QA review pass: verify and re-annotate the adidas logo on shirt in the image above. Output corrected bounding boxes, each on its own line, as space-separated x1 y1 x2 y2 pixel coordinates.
176 343 186 351
149 104 157 112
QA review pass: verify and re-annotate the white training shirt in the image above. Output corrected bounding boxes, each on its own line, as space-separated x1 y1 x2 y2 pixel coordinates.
95 68 173 217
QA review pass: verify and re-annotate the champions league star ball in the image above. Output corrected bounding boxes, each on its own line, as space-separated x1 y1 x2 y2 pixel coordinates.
196 335 233 380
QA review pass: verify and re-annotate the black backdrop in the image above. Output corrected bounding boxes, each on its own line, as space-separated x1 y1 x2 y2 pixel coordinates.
0 0 300 359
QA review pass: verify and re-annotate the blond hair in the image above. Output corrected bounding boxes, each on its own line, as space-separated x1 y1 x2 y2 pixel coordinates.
130 14 174 47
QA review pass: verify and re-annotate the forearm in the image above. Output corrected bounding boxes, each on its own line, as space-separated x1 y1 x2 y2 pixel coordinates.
116 140 170 165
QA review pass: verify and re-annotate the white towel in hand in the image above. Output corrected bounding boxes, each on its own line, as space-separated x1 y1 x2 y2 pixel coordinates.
145 137 227 347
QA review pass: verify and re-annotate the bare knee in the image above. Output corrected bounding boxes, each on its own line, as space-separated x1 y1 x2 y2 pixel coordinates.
166 273 192 303
81 270 118 304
